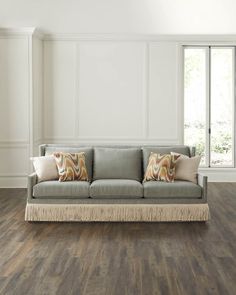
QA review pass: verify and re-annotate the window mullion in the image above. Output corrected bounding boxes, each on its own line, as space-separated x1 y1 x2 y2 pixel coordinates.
233 47 236 168
206 46 211 168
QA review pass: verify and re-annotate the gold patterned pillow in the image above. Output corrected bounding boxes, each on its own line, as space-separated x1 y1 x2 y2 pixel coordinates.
53 152 89 182
144 153 180 182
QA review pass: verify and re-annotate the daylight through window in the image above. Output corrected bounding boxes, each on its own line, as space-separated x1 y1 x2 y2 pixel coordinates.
184 46 235 167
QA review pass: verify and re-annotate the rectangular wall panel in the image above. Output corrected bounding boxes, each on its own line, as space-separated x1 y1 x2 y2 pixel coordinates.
0 38 29 142
44 41 77 139
77 42 146 139
148 42 179 142
0 147 29 175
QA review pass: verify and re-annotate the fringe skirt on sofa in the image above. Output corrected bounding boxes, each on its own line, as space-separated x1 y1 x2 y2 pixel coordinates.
25 203 210 222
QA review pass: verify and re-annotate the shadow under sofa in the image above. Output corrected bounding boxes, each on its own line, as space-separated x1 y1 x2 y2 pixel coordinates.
25 145 210 222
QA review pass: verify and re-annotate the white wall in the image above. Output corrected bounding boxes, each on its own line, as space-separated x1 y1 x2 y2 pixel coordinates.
0 0 235 34
0 1 236 187
0 29 43 187
0 35 30 187
43 38 181 145
1 30 236 187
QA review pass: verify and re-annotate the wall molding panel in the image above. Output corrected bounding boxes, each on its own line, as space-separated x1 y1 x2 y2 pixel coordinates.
42 33 236 43
1 29 236 187
43 38 183 144
0 28 42 187
76 41 147 140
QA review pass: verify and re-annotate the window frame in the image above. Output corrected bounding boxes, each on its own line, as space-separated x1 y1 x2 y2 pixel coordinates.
183 45 236 168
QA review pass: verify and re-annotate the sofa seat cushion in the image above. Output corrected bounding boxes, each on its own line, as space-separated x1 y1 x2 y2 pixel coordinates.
143 180 202 199
90 179 143 199
33 181 90 199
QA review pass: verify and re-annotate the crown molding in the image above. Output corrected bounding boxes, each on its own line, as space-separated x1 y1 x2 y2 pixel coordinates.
1 29 236 43
43 33 236 43
0 27 44 38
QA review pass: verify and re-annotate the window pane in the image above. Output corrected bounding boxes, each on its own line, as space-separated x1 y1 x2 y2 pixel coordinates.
184 48 207 166
211 48 234 166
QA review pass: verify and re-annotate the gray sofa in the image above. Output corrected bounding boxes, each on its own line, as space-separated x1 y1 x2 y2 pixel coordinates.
25 145 209 222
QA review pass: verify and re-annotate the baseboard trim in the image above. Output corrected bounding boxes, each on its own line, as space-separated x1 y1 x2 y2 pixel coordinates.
199 169 236 182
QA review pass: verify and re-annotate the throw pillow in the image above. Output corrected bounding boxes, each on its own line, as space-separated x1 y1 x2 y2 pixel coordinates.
171 152 201 184
144 153 180 182
31 155 59 182
53 152 89 182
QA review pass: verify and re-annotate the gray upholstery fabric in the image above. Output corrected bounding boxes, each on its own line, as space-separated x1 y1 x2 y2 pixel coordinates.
44 146 93 181
143 180 202 198
33 181 90 199
142 146 191 173
28 145 206 205
93 148 142 181
197 173 207 200
90 179 143 198
28 173 37 199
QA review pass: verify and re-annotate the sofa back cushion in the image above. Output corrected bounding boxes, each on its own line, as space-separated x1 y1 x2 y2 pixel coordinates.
93 147 142 181
43 146 93 181
142 146 191 174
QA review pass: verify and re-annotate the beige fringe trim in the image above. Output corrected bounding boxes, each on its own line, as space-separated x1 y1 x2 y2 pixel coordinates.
25 203 210 222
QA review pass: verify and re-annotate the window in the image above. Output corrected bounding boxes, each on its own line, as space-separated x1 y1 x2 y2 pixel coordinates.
184 46 235 167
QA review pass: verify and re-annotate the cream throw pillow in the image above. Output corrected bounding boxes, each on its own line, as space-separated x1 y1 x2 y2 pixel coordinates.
31 155 59 182
171 152 201 184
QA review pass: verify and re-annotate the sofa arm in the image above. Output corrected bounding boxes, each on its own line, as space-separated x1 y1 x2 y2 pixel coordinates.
28 173 37 200
189 146 196 157
197 173 207 201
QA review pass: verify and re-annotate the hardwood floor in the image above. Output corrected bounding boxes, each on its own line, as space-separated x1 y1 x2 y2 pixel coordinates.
0 183 236 295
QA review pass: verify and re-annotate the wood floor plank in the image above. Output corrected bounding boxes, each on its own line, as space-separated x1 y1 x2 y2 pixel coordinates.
0 184 236 295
